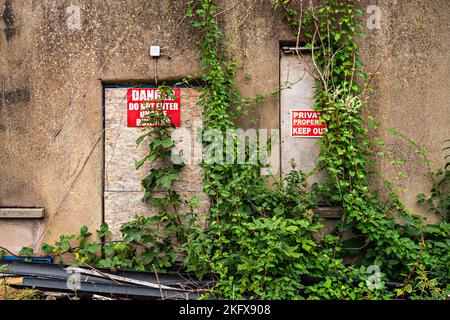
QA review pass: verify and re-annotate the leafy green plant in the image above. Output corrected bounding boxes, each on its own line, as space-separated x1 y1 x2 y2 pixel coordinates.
418 140 450 221
131 85 189 270
180 0 449 299
395 264 447 300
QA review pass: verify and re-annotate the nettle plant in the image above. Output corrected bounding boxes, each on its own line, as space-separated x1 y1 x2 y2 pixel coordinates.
417 140 450 222
21 0 448 300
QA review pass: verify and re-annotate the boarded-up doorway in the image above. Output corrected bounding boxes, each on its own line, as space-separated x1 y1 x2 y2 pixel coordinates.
280 50 326 186
103 85 208 238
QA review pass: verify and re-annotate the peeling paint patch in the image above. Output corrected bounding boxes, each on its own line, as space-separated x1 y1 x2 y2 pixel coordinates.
66 4 82 30
2 0 16 41
2 88 31 106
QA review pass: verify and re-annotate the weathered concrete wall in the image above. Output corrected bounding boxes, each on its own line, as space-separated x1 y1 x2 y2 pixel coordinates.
0 0 449 252
359 0 450 223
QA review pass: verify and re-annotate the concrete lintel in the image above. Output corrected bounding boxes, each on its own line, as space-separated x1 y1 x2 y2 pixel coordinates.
0 208 45 219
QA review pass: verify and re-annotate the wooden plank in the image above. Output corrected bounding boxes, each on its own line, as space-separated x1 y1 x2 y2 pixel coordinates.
313 207 343 219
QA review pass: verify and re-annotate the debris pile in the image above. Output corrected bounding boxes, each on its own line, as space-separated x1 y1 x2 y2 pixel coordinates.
0 260 213 300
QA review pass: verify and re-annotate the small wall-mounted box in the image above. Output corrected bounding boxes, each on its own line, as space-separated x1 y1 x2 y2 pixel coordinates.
150 46 161 57
0 208 45 219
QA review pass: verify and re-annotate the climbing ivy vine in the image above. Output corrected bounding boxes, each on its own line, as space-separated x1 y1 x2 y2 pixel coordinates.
179 0 449 299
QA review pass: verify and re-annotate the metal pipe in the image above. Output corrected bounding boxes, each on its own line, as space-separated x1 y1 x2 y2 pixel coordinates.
282 46 319 53
154 58 158 85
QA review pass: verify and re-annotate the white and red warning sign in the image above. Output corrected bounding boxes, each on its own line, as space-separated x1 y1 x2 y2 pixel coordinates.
291 109 327 138
127 88 181 127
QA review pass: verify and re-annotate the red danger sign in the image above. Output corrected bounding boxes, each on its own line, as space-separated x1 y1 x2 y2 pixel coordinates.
291 109 327 137
127 88 181 127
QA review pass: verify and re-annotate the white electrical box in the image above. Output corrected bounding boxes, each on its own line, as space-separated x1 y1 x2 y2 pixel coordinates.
150 46 161 57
